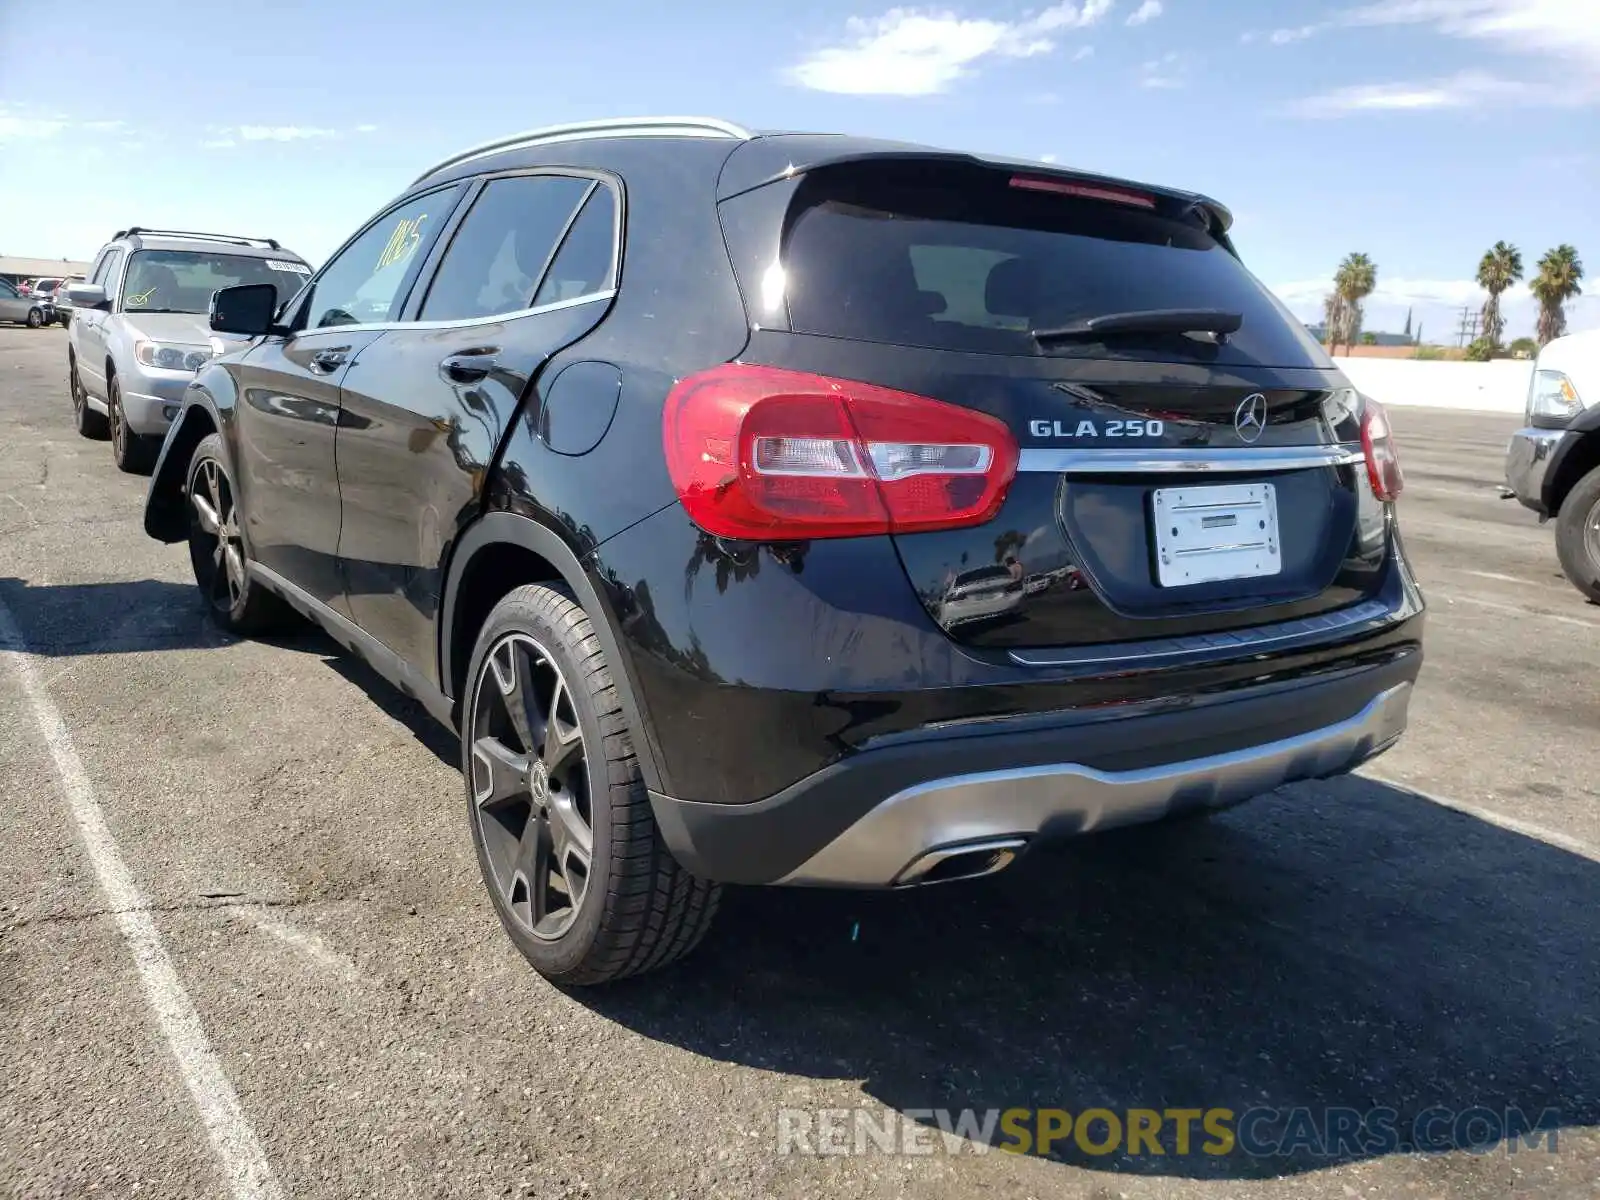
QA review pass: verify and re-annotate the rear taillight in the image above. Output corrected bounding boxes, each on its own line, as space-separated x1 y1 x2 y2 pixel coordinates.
1360 397 1403 502
662 364 1019 540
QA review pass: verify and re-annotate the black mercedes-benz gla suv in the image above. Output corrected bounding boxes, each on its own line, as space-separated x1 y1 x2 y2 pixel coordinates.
144 116 1424 985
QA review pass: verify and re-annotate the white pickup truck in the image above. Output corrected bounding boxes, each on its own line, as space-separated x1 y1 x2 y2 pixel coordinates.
1504 328 1600 601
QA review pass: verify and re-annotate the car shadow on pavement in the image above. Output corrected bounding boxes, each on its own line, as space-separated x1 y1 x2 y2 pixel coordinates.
0 576 252 656
586 776 1599 1180
0 575 460 766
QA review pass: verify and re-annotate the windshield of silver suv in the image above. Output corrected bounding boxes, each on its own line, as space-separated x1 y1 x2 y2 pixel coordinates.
121 249 310 315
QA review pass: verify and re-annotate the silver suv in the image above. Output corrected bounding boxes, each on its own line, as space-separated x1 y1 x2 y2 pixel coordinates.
65 228 312 471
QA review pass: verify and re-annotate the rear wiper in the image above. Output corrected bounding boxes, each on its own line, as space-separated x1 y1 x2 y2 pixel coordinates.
1032 308 1244 344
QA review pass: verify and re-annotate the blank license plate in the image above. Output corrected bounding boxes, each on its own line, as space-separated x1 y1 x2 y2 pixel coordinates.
1152 483 1281 587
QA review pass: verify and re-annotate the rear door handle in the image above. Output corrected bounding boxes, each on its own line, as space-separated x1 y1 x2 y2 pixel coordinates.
441 351 496 383
310 348 348 373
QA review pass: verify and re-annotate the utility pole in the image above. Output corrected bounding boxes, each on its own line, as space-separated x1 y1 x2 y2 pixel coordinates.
1454 305 1479 348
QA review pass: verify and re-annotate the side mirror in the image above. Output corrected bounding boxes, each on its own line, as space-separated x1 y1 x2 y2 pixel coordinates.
210 283 280 336
66 283 108 310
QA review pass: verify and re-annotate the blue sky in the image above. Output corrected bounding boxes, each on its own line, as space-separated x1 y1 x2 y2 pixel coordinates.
2 0 1595 339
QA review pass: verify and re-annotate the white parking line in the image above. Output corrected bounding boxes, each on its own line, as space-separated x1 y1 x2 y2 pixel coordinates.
1461 569 1539 586
1437 592 1600 630
0 596 284 1200
1362 772 1600 864
238 905 363 984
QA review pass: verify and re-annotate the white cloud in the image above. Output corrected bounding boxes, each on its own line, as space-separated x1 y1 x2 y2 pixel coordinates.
202 124 379 148
1126 0 1162 25
0 115 68 141
1073 44 1095 59
0 107 135 144
1273 275 1526 309
1264 1 1600 113
1291 69 1542 115
237 125 341 142
787 0 1114 95
1039 152 1059 162
1342 0 1600 75
1139 50 1186 88
1272 275 1600 337
1270 23 1330 43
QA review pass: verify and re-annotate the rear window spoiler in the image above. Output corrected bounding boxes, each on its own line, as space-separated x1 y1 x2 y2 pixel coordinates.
715 136 1233 235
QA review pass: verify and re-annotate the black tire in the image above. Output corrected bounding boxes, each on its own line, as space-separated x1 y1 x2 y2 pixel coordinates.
26 308 44 329
185 433 291 634
462 583 720 986
109 374 159 474
68 354 109 440
1555 464 1600 604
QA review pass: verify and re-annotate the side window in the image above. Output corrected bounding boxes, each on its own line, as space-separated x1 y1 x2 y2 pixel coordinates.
100 250 126 300
533 186 618 307
87 252 110 285
0 280 16 299
418 175 592 322
302 191 448 330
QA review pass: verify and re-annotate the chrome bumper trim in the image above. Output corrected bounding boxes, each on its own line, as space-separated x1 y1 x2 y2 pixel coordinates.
1503 426 1566 515
778 682 1412 888
1017 444 1365 475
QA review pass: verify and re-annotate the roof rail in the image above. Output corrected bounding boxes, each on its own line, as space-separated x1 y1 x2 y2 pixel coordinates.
412 116 754 185
112 227 283 251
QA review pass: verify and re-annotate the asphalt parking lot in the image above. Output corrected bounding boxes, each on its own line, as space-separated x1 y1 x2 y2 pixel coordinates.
2 325 1597 1200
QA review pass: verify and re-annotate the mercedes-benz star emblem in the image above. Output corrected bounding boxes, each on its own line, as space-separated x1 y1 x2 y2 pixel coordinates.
529 761 550 805
1234 393 1267 444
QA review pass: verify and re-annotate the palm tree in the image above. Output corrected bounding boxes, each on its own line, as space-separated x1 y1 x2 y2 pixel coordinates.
1333 253 1378 354
1475 241 1523 349
1322 292 1346 354
1530 245 1585 346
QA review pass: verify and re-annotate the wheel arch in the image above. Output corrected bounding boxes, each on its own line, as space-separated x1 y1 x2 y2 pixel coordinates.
440 512 665 793
143 396 222 542
1547 425 1600 516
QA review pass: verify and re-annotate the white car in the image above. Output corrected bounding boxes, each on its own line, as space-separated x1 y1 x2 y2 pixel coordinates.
1504 328 1600 601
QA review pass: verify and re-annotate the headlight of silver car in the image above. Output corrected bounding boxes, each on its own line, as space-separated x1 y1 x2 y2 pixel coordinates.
134 340 213 372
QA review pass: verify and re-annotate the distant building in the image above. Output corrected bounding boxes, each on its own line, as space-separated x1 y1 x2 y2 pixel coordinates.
1303 323 1414 347
0 255 94 289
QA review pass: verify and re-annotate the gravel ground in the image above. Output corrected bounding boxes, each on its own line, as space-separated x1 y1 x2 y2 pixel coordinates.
1 326 1597 1199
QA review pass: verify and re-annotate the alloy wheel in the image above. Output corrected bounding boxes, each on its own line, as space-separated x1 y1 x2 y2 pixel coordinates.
468 633 594 941
188 457 248 613
1587 497 1600 570
110 385 126 458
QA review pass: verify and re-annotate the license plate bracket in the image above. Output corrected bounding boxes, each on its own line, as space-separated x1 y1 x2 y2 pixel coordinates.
1152 483 1281 587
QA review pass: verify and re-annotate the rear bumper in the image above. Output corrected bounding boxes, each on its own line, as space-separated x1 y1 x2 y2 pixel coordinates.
649 648 1420 887
1504 426 1568 516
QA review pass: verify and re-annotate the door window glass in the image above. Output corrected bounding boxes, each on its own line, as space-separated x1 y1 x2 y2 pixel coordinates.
419 175 593 322
100 250 125 296
303 191 447 329
0 281 16 298
532 186 618 307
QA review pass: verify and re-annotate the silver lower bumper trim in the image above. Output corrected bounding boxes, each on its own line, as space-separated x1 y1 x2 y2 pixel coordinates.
778 682 1413 888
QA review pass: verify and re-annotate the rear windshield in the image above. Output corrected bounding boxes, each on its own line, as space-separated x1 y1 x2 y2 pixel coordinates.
781 162 1328 368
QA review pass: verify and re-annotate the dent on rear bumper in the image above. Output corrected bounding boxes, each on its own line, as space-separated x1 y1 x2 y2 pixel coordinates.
1505 427 1566 515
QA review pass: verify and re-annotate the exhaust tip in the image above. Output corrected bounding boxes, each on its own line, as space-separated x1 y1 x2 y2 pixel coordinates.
894 837 1028 887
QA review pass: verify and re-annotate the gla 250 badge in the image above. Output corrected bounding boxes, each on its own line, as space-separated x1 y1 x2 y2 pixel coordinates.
1028 418 1167 439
